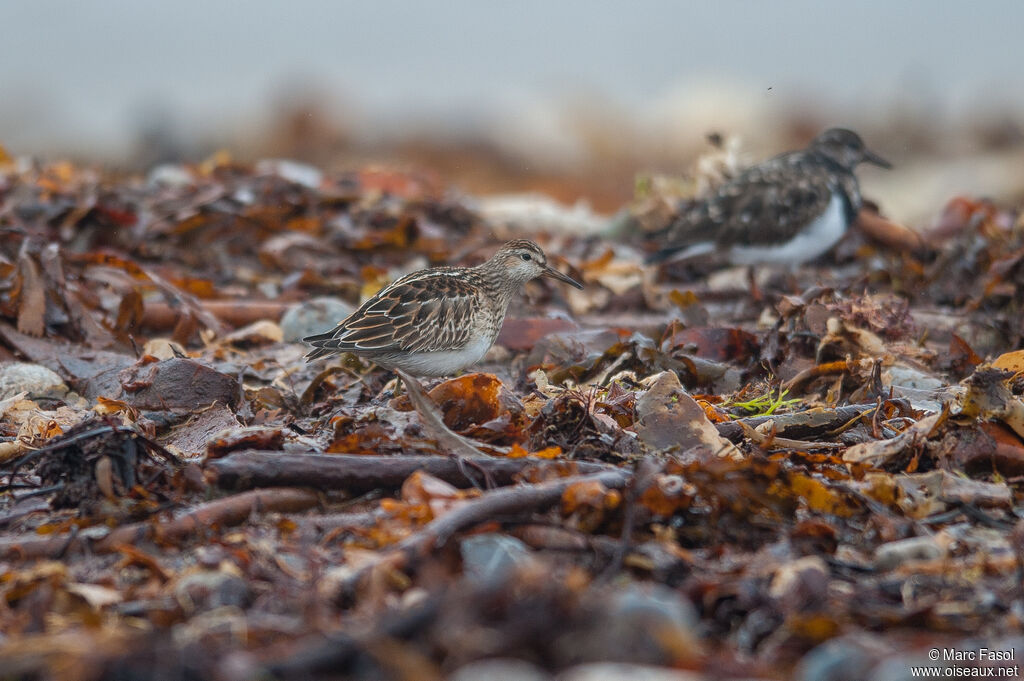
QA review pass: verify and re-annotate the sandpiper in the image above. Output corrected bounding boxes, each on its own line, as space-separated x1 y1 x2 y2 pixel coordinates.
647 128 891 266
304 239 582 459
304 239 582 373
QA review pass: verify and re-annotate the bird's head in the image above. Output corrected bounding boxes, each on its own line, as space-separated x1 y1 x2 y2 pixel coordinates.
811 128 892 171
488 239 583 289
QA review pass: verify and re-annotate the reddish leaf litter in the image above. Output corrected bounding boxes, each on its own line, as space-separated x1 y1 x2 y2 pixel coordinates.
2 154 1024 681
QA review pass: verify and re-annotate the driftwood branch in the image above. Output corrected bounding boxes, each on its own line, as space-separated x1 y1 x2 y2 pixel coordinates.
141 299 292 331
335 469 632 598
207 451 619 492
715 403 876 442
0 487 319 561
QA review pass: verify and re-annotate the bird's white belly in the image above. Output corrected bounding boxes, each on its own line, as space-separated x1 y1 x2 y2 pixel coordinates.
388 336 494 377
728 192 847 266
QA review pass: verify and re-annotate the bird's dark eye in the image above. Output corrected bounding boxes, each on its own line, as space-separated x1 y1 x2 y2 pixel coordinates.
520 253 531 261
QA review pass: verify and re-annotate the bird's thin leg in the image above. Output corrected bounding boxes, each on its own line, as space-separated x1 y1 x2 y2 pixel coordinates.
747 265 764 303
395 369 492 459
454 456 496 490
786 263 801 295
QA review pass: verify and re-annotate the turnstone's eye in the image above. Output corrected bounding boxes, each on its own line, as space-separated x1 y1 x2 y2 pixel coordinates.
520 253 531 261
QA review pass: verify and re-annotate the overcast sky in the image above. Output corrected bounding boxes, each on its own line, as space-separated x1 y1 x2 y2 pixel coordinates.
2 0 1021 156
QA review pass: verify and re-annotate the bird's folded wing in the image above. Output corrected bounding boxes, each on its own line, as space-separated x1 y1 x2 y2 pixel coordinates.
305 273 480 354
665 164 836 248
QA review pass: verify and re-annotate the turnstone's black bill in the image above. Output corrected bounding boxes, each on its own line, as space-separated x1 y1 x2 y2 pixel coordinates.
303 239 582 376
647 128 891 266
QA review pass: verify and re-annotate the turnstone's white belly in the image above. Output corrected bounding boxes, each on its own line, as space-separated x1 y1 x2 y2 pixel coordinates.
728 191 846 266
729 192 847 266
663 192 848 266
385 335 494 377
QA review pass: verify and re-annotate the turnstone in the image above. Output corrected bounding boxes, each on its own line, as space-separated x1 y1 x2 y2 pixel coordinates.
303 239 582 374
304 240 582 459
647 128 891 266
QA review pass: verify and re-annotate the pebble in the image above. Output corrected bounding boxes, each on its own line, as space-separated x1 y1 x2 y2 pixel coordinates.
795 634 892 681
280 297 354 343
117 358 239 410
634 371 740 457
0 362 69 400
460 533 535 586
554 584 699 667
608 583 698 630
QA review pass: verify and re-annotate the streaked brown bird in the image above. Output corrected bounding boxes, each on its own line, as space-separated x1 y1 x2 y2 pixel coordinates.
304 240 583 459
304 239 582 374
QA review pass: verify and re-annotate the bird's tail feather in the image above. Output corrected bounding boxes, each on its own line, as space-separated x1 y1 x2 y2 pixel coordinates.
304 347 337 361
302 329 341 361
645 241 716 265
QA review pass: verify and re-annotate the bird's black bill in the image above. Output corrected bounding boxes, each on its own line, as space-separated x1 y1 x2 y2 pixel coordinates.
863 148 892 169
542 266 584 289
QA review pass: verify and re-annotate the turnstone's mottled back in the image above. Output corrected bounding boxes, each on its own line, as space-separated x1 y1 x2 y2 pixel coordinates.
303 239 582 376
648 128 891 265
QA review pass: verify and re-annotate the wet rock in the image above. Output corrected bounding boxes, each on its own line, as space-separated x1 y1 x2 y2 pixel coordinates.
461 534 535 586
635 371 740 457
795 634 894 681
56 351 137 400
450 658 551 681
873 535 946 570
162 403 243 459
0 362 68 400
609 583 698 630
280 297 354 342
555 583 699 667
174 571 251 612
205 425 287 459
116 358 239 410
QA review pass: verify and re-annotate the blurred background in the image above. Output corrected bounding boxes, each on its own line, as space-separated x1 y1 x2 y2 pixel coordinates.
2 0 1023 222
